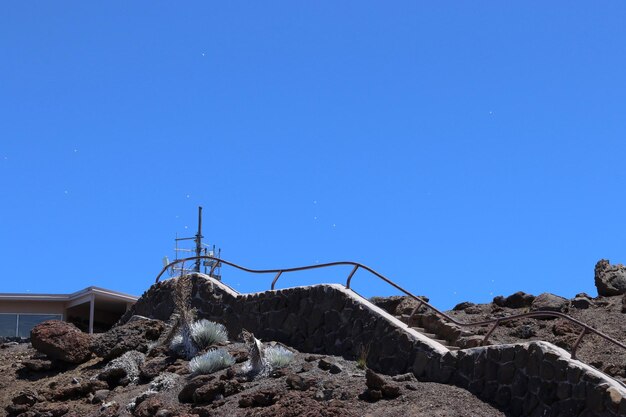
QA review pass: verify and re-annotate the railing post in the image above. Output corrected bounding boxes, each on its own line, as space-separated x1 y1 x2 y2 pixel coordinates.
408 301 424 327
345 265 359 289
271 271 283 290
482 320 500 346
571 327 587 360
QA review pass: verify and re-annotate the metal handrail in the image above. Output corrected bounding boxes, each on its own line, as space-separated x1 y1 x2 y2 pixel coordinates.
155 256 626 359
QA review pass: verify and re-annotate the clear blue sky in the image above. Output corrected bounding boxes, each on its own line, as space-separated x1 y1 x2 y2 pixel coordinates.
1 2 625 309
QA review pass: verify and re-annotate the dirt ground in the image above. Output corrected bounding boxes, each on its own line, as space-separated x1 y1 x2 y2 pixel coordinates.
0 341 510 417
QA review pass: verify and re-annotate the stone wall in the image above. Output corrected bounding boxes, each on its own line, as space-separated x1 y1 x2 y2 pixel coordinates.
122 274 448 376
442 342 626 417
123 274 626 416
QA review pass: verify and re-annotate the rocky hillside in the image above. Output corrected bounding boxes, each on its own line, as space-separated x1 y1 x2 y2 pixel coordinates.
372 259 626 384
0 337 509 417
1 259 626 417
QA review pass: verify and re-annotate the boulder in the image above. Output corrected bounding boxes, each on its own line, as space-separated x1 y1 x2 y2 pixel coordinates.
30 320 93 364
452 301 475 311
493 292 535 309
91 316 165 360
504 292 535 309
571 297 592 309
365 369 385 390
363 369 401 401
178 375 215 403
492 296 506 307
286 374 313 391
530 293 568 315
133 396 163 417
594 259 626 296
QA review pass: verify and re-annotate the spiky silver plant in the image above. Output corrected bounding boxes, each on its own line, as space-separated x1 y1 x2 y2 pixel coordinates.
191 319 228 349
265 345 294 369
189 348 235 375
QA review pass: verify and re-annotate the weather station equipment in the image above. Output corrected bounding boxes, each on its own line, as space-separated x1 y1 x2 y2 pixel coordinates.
162 206 222 280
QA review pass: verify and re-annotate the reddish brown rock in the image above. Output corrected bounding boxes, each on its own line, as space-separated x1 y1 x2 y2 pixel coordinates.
133 396 163 417
30 320 93 364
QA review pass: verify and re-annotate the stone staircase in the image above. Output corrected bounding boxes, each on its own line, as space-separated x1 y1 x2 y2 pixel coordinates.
391 306 487 351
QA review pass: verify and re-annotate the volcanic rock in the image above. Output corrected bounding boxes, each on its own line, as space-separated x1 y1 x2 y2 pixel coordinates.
530 293 568 314
286 373 312 391
178 375 215 403
133 396 163 417
30 320 93 364
571 297 592 309
23 358 54 372
493 292 535 309
363 369 401 401
238 390 278 407
91 316 165 360
12 390 41 406
595 259 626 296
453 301 475 311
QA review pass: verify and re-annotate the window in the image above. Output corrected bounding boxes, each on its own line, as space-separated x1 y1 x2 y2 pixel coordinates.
0 314 17 337
18 314 63 338
0 313 62 338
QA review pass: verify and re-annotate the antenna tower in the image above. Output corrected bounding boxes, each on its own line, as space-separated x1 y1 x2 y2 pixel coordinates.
163 206 222 280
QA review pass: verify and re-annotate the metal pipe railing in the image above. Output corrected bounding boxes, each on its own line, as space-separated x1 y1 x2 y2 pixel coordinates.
155 256 626 359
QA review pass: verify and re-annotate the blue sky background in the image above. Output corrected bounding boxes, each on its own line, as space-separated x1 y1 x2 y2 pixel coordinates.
1 2 625 309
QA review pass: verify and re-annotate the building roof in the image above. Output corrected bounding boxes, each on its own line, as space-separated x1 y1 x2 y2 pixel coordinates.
0 286 138 303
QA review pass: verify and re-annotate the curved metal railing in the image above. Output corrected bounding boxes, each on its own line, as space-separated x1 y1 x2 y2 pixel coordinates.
155 256 626 359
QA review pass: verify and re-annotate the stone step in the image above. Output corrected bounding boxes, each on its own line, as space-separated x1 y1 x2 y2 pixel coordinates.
399 314 412 322
410 327 438 338
409 326 461 349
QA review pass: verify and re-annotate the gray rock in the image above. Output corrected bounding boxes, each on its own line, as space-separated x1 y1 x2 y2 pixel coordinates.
98 351 145 387
594 259 626 296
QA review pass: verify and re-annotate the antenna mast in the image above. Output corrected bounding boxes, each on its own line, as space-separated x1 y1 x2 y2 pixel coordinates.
167 206 222 280
194 206 203 272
